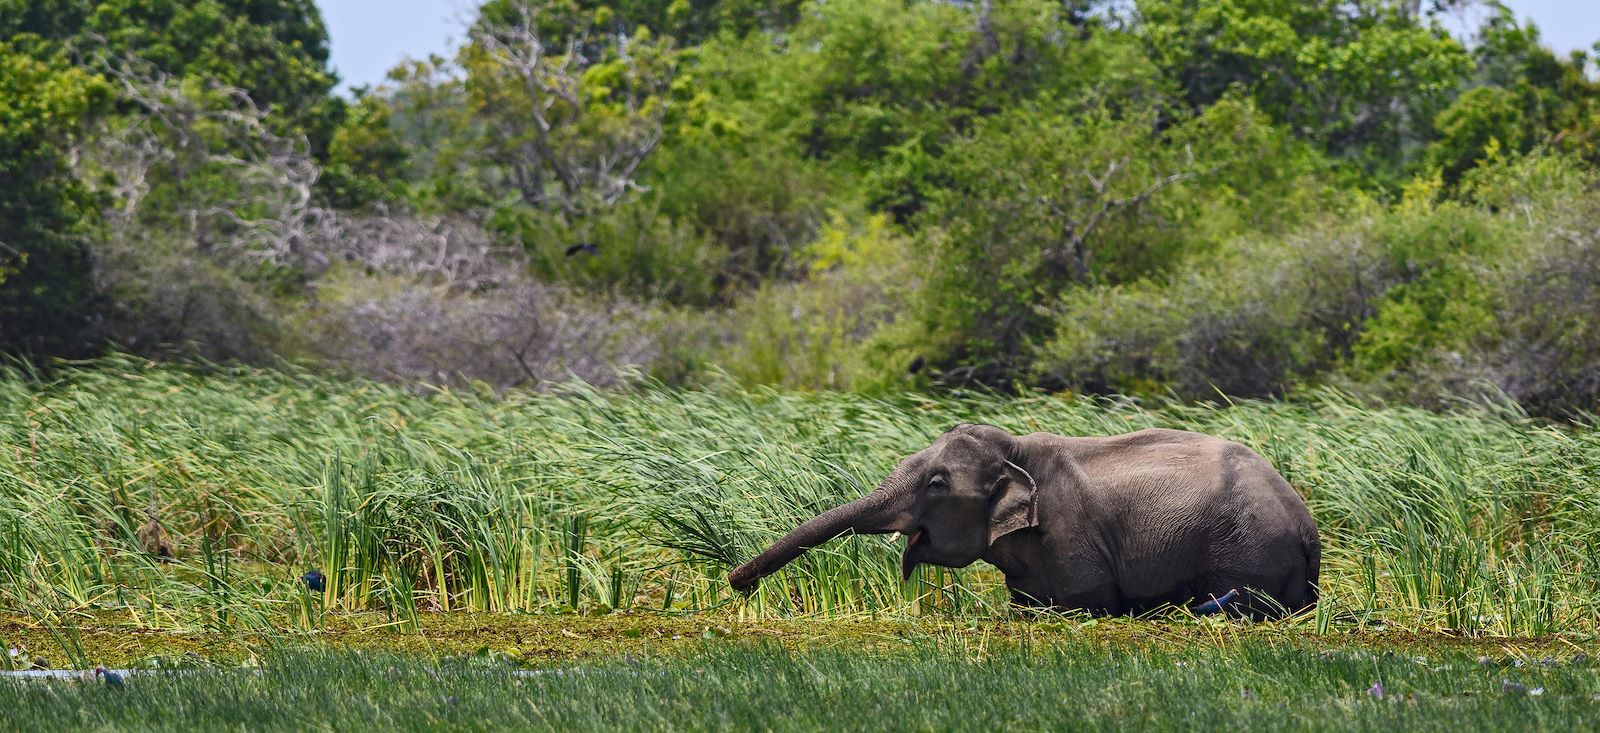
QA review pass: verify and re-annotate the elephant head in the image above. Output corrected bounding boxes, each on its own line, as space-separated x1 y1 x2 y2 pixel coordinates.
727 424 1039 592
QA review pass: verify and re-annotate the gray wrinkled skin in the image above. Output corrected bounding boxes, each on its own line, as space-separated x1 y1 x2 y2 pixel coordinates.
727 424 1320 618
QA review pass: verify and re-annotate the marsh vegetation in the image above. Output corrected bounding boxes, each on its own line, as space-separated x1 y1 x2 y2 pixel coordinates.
3 362 1596 640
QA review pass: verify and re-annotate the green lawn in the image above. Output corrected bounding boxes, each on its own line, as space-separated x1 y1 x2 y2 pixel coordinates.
3 640 1597 732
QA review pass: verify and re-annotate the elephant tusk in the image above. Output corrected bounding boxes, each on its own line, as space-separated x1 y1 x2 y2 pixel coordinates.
899 528 928 581
888 531 901 542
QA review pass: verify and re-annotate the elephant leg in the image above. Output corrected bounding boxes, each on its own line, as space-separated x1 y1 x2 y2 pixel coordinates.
1006 583 1126 615
1206 533 1313 618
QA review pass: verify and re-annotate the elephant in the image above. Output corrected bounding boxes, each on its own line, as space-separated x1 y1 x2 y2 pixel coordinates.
727 424 1320 618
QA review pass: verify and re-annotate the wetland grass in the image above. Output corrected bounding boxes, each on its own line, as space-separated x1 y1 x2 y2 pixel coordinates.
2 358 1598 640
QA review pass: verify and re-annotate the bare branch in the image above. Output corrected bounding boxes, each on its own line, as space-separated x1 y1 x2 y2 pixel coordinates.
466 0 673 215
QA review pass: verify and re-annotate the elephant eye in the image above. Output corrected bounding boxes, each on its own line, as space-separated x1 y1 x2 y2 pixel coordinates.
927 474 947 490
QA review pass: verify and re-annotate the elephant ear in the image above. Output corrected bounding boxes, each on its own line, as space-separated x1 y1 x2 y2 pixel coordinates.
988 460 1039 545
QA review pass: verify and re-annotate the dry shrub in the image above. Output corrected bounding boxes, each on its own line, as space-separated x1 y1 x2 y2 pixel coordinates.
76 61 672 388
91 242 283 363
297 273 663 389
1455 203 1600 416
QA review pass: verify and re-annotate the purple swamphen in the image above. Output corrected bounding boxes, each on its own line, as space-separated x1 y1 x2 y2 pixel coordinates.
1190 588 1239 615
302 569 326 593
94 666 125 689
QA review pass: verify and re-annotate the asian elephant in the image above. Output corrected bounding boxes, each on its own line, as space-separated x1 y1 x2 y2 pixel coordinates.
727 424 1320 618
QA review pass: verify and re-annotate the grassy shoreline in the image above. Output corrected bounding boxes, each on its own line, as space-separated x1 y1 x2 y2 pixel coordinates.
5 610 1594 671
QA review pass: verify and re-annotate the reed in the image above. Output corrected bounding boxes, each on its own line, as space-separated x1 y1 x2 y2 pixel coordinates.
2 358 1596 636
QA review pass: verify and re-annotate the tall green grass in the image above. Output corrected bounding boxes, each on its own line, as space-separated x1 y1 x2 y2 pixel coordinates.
2 356 1598 636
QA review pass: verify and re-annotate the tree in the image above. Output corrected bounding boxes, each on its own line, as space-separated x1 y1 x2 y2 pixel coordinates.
0 0 341 152
459 0 677 217
0 43 110 356
752 0 1154 219
1137 0 1472 180
584 0 807 44
1424 87 1524 184
1465 4 1600 167
906 95 1318 383
318 90 413 210
908 102 1198 379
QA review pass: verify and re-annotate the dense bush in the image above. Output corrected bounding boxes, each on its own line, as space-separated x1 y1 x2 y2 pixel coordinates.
1032 211 1390 399
711 213 918 389
1033 152 1600 416
906 97 1327 382
1479 214 1600 415
646 137 838 283
514 199 729 307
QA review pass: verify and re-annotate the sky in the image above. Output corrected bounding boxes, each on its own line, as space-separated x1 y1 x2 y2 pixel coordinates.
321 0 471 92
320 0 1600 93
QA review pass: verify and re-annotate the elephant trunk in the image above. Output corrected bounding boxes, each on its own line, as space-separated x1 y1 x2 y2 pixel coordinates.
728 469 915 592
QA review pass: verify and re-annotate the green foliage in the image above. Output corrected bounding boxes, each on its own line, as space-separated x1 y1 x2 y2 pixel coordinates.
0 0 339 360
1137 0 1472 180
906 96 1323 381
776 0 978 162
455 3 677 215
767 0 1142 216
911 102 1180 376
1345 194 1509 381
89 230 285 363
1 0 340 148
1032 155 1600 416
645 33 844 279
1032 234 1340 399
1458 145 1597 212
370 56 474 203
0 43 110 356
93 0 332 107
516 198 727 306
1469 4 1600 162
715 212 916 388
1424 88 1525 184
581 0 807 44
318 91 412 209
646 137 837 280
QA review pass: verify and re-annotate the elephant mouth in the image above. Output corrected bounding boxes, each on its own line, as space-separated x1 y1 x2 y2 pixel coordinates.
900 527 927 581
